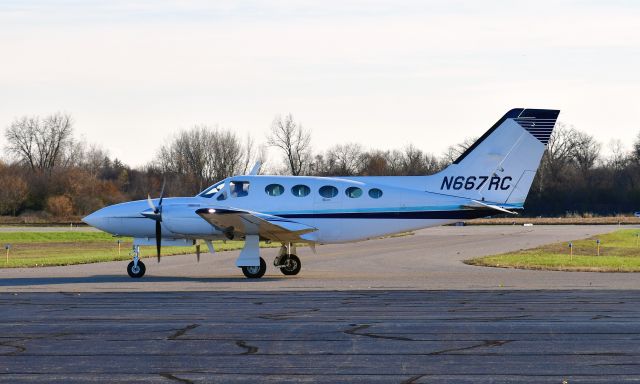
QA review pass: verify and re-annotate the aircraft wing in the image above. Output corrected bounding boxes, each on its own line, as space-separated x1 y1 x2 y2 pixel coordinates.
463 200 519 215
196 207 317 242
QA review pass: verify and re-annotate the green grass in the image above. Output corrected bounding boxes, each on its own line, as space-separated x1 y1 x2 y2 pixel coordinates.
0 231 279 268
0 231 116 243
465 229 640 272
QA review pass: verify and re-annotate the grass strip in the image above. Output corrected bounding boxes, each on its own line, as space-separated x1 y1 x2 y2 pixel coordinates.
465 229 640 272
0 232 279 268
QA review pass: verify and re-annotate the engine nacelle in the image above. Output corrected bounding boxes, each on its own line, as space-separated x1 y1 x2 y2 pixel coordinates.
161 203 222 237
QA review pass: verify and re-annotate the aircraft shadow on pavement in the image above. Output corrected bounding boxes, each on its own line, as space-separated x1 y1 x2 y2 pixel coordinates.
0 275 284 286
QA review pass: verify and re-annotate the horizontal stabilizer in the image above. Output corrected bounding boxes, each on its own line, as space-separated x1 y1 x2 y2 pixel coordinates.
463 200 518 215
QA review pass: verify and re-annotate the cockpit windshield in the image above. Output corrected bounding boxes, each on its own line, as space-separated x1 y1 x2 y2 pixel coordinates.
198 180 225 198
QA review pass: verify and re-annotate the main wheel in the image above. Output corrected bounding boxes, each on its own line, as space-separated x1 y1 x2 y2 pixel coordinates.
241 257 267 279
280 254 301 276
127 260 146 278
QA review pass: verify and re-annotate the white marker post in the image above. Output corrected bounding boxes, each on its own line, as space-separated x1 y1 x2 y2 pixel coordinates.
117 240 122 255
596 239 600 256
5 244 10 264
569 242 573 261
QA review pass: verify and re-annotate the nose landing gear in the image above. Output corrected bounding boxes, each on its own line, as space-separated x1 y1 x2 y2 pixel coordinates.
127 245 146 278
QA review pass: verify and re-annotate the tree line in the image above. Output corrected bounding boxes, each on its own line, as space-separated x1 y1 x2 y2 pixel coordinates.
1 112 639 219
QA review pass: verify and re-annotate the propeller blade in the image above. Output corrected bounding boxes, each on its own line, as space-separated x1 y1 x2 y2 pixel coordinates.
155 220 161 263
158 179 166 208
147 194 156 211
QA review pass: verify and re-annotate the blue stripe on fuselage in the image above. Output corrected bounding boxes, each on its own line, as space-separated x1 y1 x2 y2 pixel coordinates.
276 209 506 220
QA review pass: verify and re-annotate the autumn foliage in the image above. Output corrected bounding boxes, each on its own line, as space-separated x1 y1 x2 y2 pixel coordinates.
2 113 640 220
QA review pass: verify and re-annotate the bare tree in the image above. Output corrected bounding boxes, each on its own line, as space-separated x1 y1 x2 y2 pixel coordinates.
359 150 388 176
633 132 640 164
156 125 246 193
441 137 477 165
541 123 578 180
209 128 244 182
240 134 267 175
267 114 312 175
572 131 601 174
607 139 629 171
325 143 364 176
4 113 74 174
401 145 442 175
80 143 111 179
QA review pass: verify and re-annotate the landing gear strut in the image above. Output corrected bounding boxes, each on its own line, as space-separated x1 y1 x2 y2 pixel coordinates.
274 243 302 276
127 245 146 278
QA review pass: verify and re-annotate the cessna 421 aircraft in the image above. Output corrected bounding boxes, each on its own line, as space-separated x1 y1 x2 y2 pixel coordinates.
83 108 559 279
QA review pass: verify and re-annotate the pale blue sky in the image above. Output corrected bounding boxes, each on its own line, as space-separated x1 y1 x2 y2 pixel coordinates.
1 1 639 166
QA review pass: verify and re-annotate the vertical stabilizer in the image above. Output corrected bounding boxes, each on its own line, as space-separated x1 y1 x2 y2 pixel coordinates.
426 108 559 206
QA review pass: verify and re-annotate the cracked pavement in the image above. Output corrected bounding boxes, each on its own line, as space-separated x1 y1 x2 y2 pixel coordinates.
2 290 640 382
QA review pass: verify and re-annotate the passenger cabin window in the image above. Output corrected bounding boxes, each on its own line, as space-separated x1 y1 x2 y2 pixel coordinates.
230 181 250 198
345 187 363 198
368 188 383 199
291 184 310 197
265 184 284 196
319 185 338 198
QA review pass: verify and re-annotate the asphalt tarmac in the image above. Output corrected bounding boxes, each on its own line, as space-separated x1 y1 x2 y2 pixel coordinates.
0 225 637 291
1 225 640 382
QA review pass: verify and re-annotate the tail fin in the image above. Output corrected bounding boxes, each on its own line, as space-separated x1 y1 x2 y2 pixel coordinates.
427 108 560 206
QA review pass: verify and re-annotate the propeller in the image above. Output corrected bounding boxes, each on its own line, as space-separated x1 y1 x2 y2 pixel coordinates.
143 180 165 262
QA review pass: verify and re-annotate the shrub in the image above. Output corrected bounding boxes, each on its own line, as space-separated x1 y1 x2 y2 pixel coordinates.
45 195 74 218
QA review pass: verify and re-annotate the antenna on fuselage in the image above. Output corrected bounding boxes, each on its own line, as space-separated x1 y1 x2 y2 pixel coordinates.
248 161 262 175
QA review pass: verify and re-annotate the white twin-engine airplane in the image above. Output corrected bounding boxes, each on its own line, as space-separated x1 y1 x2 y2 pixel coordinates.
83 108 559 279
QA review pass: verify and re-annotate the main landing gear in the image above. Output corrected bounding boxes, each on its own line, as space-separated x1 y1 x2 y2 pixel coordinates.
241 257 267 279
127 245 146 278
236 239 303 279
274 243 302 276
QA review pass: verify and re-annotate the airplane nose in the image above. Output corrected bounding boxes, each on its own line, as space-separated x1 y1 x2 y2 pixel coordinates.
82 209 107 230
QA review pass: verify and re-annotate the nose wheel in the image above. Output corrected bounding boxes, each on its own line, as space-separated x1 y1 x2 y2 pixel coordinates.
127 260 146 278
127 244 146 278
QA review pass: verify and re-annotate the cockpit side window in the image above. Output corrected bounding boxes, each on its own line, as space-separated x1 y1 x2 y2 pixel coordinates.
199 181 225 198
230 181 250 198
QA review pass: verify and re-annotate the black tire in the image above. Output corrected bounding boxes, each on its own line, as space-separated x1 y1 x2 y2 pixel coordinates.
127 260 146 278
280 254 301 276
241 257 267 279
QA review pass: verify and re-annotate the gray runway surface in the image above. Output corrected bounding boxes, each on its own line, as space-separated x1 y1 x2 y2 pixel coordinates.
1 225 640 382
2 290 640 383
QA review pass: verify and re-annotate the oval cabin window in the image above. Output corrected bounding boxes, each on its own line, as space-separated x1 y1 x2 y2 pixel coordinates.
368 188 383 199
319 185 338 198
345 187 363 198
265 184 284 196
291 184 311 197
